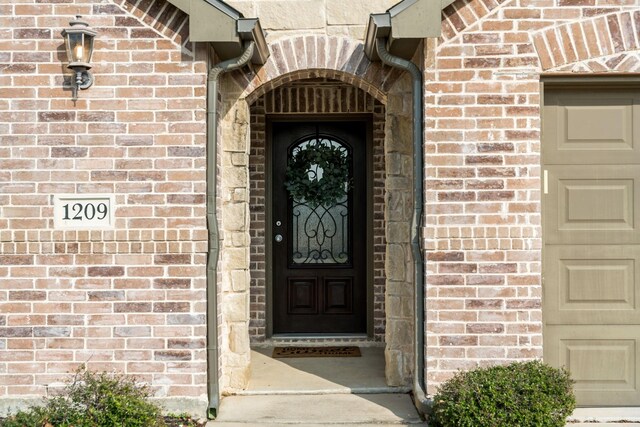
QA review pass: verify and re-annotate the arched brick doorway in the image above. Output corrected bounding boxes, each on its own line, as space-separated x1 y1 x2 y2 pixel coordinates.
248 77 387 342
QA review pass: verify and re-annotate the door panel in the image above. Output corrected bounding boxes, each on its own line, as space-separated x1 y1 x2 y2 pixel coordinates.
543 90 640 164
288 278 318 314
324 277 353 314
544 326 640 406
544 245 640 324
271 120 368 334
544 86 640 406
545 165 640 244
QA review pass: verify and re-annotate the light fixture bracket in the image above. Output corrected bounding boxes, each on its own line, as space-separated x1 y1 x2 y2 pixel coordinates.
62 15 97 101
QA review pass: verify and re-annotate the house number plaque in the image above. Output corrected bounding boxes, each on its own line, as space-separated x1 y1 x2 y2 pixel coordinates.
53 194 115 230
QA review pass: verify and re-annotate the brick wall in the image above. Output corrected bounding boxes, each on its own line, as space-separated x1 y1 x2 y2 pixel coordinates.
0 0 208 411
424 0 639 393
4 0 639 411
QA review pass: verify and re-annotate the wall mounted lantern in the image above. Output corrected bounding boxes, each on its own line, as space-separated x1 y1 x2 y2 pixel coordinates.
62 15 96 101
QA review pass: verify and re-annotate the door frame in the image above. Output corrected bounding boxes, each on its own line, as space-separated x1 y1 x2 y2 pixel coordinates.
265 114 375 338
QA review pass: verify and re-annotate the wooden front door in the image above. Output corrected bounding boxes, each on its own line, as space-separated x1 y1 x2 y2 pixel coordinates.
271 120 368 334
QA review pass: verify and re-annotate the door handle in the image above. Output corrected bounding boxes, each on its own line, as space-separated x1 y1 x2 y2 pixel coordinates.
275 234 283 243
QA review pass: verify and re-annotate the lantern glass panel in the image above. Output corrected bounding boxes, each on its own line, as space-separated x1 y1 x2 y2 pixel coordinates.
67 33 83 62
83 34 94 63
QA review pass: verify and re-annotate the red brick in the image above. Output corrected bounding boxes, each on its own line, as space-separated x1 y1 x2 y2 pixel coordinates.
439 335 478 346
466 323 505 334
427 252 464 262
87 267 125 277
0 256 33 265
114 303 151 313
150 302 189 313
466 299 503 309
428 275 465 286
9 291 46 301
154 254 191 265
440 263 478 274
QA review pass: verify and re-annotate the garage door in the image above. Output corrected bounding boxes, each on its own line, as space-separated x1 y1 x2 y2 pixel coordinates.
543 85 640 406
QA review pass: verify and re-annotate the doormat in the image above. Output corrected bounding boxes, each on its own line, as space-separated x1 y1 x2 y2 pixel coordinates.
272 346 361 358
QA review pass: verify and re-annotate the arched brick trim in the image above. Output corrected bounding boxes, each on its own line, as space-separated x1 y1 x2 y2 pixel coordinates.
440 0 510 44
240 36 399 105
117 0 190 50
552 51 640 73
532 11 640 71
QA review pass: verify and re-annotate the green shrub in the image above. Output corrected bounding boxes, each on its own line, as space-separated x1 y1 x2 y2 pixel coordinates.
1 368 165 427
430 360 575 427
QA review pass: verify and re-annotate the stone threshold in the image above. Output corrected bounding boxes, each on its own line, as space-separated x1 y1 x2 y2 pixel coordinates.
253 335 383 347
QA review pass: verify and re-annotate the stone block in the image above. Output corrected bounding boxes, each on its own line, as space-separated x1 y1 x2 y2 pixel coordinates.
386 244 407 281
222 167 247 188
228 364 250 389
231 152 248 166
226 1 256 17
386 176 411 191
327 0 397 25
386 279 414 298
385 348 410 387
229 322 249 354
386 152 411 176
229 231 251 247
326 25 366 41
223 293 248 323
401 296 413 318
231 269 249 292
221 248 249 271
387 319 412 346
223 203 247 232
386 295 401 318
257 1 326 30
386 192 412 221
232 188 248 203
386 116 412 154
387 222 410 244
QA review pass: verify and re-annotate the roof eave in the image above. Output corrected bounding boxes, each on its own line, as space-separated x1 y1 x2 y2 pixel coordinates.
364 0 447 62
166 0 270 64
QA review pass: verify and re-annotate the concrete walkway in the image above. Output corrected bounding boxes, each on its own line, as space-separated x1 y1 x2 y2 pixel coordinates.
569 407 640 424
214 393 426 425
208 346 640 425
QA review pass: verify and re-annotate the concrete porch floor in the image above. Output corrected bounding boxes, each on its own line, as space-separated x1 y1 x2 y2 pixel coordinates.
211 345 426 425
241 346 410 395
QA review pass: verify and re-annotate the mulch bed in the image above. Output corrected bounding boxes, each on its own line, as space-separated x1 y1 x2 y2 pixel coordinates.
163 415 208 426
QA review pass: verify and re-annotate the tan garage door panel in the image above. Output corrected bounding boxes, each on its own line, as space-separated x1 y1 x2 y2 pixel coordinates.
545 326 640 406
544 245 640 324
544 85 640 407
543 90 640 165
545 165 640 245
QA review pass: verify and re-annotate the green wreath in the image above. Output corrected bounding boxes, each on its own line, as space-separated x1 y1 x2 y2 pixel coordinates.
285 141 351 206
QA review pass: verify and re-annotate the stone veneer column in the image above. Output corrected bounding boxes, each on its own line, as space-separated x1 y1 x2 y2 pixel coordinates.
218 76 252 390
220 35 416 392
383 74 415 386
